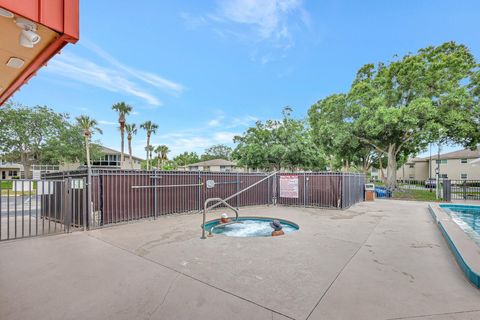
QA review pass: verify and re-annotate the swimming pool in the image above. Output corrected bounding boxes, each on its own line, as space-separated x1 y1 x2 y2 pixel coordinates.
440 204 480 246
202 217 299 237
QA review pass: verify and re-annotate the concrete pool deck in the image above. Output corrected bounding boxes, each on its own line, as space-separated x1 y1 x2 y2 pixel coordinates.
1 200 480 320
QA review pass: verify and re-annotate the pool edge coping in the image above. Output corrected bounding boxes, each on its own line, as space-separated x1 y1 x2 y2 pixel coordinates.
428 203 480 289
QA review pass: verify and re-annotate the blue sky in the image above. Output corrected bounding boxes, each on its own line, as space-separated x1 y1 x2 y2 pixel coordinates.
11 0 480 158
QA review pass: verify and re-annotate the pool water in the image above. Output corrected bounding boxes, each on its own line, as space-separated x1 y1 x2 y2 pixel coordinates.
440 204 480 246
203 217 299 237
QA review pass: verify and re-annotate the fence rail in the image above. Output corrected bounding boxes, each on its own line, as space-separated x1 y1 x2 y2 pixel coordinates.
450 180 480 200
42 169 366 229
0 178 86 241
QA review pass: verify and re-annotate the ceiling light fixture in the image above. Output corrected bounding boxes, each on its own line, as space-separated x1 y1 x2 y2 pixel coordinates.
15 17 41 48
6 57 25 69
0 8 14 18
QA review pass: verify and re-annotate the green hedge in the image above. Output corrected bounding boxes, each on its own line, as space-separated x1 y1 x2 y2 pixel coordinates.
1 181 13 189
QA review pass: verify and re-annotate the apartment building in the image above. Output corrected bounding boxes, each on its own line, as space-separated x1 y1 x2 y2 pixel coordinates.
397 148 480 181
178 159 239 172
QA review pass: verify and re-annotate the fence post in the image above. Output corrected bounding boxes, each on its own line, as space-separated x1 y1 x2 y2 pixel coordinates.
65 177 72 233
236 172 239 209
82 177 87 231
153 170 157 219
303 172 306 207
443 180 451 202
272 172 277 205
87 167 92 230
198 172 202 211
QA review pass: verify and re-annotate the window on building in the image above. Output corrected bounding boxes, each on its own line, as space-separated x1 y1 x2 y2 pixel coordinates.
435 159 448 164
461 173 467 179
189 166 198 171
461 159 468 164
440 174 448 179
409 164 414 168
8 170 17 176
409 174 415 179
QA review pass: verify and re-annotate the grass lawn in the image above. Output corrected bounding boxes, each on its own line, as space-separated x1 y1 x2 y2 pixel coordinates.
0 181 37 196
392 189 441 202
0 181 13 189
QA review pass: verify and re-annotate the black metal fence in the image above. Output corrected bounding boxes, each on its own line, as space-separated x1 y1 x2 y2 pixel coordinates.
0 170 365 240
0 178 87 241
449 180 480 200
42 169 366 229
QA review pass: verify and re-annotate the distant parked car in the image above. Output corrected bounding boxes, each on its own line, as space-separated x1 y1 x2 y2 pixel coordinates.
425 178 436 188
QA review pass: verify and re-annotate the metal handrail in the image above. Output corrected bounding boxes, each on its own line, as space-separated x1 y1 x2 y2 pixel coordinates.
201 198 239 239
205 171 278 212
201 171 277 239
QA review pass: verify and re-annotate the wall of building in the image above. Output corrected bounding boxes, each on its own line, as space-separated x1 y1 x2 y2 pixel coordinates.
397 161 430 181
396 158 480 181
432 158 480 180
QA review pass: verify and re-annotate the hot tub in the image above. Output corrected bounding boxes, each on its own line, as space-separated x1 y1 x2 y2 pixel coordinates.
202 217 299 237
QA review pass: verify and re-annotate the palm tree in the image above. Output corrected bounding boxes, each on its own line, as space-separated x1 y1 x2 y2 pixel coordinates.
75 115 102 168
145 145 154 170
155 145 170 169
112 102 132 164
140 121 158 170
125 123 137 169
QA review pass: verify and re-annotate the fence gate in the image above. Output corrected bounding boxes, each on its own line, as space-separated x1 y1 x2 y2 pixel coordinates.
0 178 86 241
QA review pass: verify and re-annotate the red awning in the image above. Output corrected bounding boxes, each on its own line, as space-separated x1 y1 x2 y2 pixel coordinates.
0 0 79 105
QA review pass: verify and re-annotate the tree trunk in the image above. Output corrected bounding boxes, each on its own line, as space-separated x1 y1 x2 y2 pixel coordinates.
85 137 91 169
378 156 384 181
157 157 160 169
21 152 31 179
386 144 397 190
128 138 133 169
120 126 125 163
146 134 151 170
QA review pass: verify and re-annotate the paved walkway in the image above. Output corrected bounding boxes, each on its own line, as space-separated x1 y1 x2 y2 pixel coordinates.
1 200 479 320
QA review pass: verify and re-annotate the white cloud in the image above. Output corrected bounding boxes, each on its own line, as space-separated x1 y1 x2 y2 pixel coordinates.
181 0 309 63
128 112 258 157
98 120 117 126
82 41 184 95
226 115 258 128
45 41 184 106
217 0 303 40
213 131 238 143
47 52 162 106
208 119 221 127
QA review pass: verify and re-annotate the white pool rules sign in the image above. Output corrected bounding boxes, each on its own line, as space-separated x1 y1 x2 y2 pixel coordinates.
279 175 299 198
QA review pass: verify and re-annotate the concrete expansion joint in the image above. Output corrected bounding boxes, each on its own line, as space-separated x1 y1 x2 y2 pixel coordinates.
146 273 180 320
384 308 480 320
85 233 296 320
305 215 385 320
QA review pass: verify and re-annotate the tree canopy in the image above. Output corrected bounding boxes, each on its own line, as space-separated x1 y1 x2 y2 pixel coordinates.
309 42 480 188
201 144 233 161
233 107 326 171
173 152 200 166
0 103 104 175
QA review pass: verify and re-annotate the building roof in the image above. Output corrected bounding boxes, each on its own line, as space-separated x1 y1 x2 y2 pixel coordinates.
186 159 237 167
405 157 428 163
0 162 22 169
0 0 79 105
417 147 480 161
99 145 144 161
